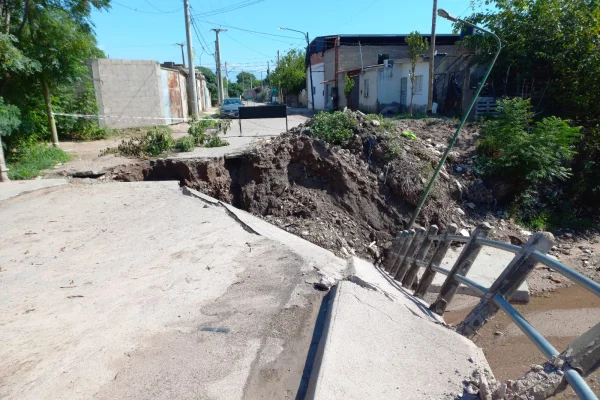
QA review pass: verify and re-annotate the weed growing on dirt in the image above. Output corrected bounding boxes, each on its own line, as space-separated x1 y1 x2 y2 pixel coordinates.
189 119 231 146
393 113 427 120
366 114 396 133
308 111 357 145
101 126 174 158
175 136 196 152
204 134 229 148
7 144 71 179
401 130 417 140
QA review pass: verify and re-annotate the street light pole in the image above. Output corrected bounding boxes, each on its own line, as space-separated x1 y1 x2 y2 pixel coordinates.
279 27 315 111
407 9 501 229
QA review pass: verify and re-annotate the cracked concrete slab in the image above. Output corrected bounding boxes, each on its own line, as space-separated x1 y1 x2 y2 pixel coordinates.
307 259 495 400
0 181 346 400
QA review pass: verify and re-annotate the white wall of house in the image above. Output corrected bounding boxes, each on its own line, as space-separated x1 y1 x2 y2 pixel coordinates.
377 63 403 113
359 68 379 113
401 61 429 114
307 62 325 110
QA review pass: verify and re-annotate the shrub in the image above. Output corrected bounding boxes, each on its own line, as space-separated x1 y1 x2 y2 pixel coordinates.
7 143 71 180
477 98 581 225
477 98 581 188
204 134 229 148
101 125 174 158
308 111 357 145
175 136 196 152
0 97 21 137
189 119 230 146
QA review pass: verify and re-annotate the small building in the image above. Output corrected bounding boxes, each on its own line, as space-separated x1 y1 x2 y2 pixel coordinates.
88 59 208 129
359 58 430 114
306 33 477 115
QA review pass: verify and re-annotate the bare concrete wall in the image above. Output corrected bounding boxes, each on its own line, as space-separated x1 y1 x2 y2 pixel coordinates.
89 59 165 129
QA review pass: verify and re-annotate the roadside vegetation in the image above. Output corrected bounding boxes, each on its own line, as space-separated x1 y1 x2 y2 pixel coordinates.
7 144 71 180
307 111 358 145
101 119 231 159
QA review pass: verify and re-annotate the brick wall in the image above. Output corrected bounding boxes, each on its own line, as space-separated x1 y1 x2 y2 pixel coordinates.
89 59 165 129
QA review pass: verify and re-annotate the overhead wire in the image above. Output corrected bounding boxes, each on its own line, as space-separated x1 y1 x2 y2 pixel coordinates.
192 0 266 17
112 1 182 14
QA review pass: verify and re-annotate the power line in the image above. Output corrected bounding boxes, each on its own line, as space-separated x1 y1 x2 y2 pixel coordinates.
143 0 180 13
192 0 266 17
190 14 214 56
192 18 304 41
223 32 272 58
112 1 182 14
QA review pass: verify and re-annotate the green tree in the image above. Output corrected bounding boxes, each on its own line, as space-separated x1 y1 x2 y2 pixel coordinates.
236 71 257 88
405 31 428 116
0 0 110 148
343 74 354 102
462 0 600 216
269 49 306 96
197 66 218 105
227 82 243 98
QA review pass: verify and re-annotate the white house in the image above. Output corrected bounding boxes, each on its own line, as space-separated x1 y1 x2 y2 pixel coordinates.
358 58 430 115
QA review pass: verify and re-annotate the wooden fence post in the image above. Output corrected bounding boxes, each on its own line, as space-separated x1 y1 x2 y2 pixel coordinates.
414 224 458 299
456 233 553 337
429 223 493 315
383 231 408 273
402 225 439 289
394 227 426 282
390 229 415 276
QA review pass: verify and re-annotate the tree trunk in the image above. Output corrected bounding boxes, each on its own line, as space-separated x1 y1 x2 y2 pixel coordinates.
43 83 59 147
0 134 9 182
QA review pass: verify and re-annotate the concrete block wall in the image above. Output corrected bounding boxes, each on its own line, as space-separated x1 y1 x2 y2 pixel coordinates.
89 59 165 129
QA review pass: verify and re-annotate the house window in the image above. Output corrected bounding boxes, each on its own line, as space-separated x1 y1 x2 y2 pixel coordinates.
377 54 389 65
364 79 370 98
414 75 424 94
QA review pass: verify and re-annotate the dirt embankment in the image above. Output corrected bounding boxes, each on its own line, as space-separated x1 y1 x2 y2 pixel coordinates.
106 112 599 288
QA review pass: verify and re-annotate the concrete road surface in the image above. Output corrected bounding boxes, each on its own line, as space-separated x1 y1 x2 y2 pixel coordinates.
0 181 344 400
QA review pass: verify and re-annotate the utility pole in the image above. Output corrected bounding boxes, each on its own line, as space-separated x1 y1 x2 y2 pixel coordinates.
224 61 228 98
277 50 281 103
183 0 199 117
175 42 186 67
427 0 438 116
212 28 227 105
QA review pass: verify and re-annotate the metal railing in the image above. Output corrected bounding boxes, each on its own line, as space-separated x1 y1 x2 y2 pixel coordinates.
382 223 600 400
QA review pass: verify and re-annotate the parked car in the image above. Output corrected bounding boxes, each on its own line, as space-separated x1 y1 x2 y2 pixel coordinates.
220 98 243 118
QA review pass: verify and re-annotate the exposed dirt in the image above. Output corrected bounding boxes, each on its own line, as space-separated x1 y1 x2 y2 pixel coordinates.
105 112 599 288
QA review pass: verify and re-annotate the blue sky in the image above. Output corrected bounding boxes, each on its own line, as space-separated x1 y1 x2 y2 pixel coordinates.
92 0 477 80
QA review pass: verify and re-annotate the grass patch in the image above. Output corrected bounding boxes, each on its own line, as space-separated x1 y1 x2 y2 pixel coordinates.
393 113 428 120
7 144 71 180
